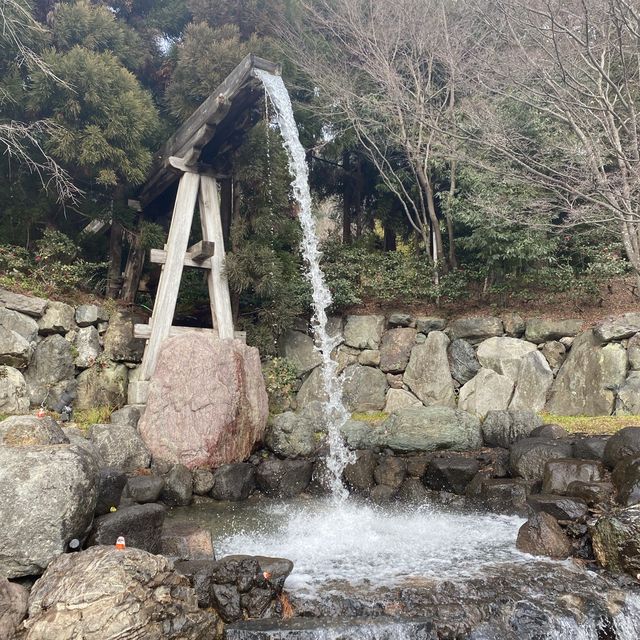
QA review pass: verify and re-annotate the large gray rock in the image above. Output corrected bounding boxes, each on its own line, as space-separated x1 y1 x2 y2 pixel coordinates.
527 494 589 521
103 310 145 363
379 328 416 373
75 304 100 327
89 423 150 472
0 325 32 368
0 288 47 317
476 337 538 381
415 316 446 334
0 444 97 578
296 366 327 407
540 341 566 372
603 427 640 469
611 455 640 506
525 318 582 343
210 463 255 501
546 331 627 416
376 406 482 452
384 388 422 413
0 415 68 446
23 546 216 639
509 350 554 412
127 475 164 503
516 512 572 559
591 505 640 577
279 330 321 376
266 401 327 458
24 334 75 406
448 317 503 342
342 364 388 411
615 372 640 415
542 459 604 495
109 404 143 428
75 361 129 410
162 464 193 506
424 457 480 494
343 315 385 350
37 300 76 335
502 313 525 338
0 366 29 414
458 368 514 419
0 306 38 343
510 438 574 485
404 331 455 408
0 577 28 640
448 339 480 386
255 458 313 497
628 333 640 370
594 313 640 343
339 419 378 449
73 325 100 369
139 335 268 469
482 410 542 449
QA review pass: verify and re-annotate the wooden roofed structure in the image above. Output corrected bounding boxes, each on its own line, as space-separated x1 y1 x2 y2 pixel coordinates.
127 54 281 404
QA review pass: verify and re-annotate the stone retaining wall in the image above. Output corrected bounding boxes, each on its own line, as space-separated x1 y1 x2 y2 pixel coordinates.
280 311 640 418
0 289 144 415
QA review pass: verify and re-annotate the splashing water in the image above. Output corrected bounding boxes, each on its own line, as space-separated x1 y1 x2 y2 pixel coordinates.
256 69 354 497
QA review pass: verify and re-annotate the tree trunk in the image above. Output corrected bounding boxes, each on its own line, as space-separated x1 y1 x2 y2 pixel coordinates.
106 219 124 298
383 224 396 251
354 155 365 238
446 159 458 270
342 151 353 245
121 223 145 304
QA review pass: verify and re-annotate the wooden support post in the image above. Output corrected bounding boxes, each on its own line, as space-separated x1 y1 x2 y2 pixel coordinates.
199 175 234 339
140 171 200 380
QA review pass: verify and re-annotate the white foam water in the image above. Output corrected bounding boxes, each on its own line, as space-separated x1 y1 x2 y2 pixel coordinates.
255 69 354 498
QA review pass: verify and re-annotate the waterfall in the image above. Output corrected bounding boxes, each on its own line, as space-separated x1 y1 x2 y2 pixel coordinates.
255 70 354 498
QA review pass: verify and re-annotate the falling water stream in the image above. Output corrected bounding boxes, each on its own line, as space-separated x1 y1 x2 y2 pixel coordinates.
255 69 354 497
196 69 640 639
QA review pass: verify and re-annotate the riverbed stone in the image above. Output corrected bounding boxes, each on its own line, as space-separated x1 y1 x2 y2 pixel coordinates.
0 415 68 446
481 410 542 449
0 288 47 317
161 522 214 561
612 455 640 507
75 361 128 410
476 336 538 381
280 330 322 376
594 312 640 343
192 469 215 495
591 505 640 577
89 423 150 472
516 512 572 559
542 459 604 495
374 456 407 490
448 317 503 342
573 435 609 460
465 476 528 515
94 467 127 515
527 494 589 521
384 388 422 413
343 315 385 350
525 318 582 343
37 300 76 335
73 325 100 368
24 545 216 639
139 335 268 469
510 438 574 485
255 458 313 497
0 325 32 368
603 427 640 469
162 464 193 506
211 464 256 501
0 366 28 414
0 577 28 640
126 475 164 503
376 406 482 452
546 331 626 416
266 402 327 458
530 424 569 439
404 331 455 408
567 480 614 506
509 350 554 412
342 364 388 411
615 372 640 415
0 444 98 578
424 457 480 494
379 328 416 373
502 313 525 338
458 368 514 419
343 450 377 493
447 338 480 386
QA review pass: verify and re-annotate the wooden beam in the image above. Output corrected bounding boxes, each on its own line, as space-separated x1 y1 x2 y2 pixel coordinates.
134 323 246 342
149 248 213 269
139 171 200 380
188 240 215 261
199 176 235 340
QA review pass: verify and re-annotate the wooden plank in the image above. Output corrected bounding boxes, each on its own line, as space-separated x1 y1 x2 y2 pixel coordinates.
134 323 246 342
199 175 235 339
188 240 215 261
139 171 200 380
149 248 213 269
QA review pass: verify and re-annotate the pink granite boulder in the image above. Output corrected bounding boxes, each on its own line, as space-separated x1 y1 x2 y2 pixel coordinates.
138 335 268 469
